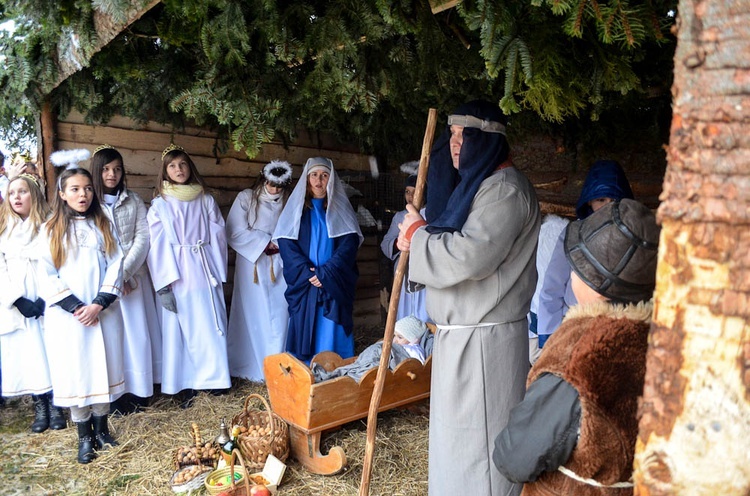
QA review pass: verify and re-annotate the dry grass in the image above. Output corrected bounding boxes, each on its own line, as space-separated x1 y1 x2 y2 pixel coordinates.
0 326 429 496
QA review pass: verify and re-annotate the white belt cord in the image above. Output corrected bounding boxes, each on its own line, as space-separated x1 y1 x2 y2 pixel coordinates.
177 240 223 336
557 465 634 488
436 322 500 331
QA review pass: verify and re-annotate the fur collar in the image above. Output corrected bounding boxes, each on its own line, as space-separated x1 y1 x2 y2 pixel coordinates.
563 299 653 324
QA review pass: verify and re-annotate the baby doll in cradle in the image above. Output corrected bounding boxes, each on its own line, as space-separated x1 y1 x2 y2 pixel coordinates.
311 316 432 383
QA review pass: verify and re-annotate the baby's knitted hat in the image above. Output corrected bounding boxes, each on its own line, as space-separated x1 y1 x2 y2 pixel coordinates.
395 316 427 344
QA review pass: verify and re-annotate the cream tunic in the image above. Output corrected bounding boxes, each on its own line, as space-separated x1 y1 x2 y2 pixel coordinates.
226 188 289 382
147 194 231 394
409 167 540 496
103 189 161 396
39 218 125 408
0 218 53 396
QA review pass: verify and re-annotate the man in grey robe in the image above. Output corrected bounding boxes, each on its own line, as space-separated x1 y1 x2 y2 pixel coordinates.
398 100 540 496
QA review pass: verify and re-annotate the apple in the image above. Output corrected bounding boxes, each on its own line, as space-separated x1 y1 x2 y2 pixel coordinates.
249 484 272 496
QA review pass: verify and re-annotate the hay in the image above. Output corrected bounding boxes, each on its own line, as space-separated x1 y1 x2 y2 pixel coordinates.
0 326 430 495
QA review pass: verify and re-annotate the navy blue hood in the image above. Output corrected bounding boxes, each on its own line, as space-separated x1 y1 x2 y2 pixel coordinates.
575 160 634 219
425 100 510 233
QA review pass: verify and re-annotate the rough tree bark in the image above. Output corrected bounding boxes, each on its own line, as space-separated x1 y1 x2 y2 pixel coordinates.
633 1 750 495
48 0 160 93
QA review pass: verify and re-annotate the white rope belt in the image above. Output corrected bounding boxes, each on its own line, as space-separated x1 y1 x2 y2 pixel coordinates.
176 240 223 335
436 322 499 330
557 465 634 488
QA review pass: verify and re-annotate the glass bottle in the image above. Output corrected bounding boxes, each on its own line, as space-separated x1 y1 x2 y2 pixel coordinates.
221 425 241 465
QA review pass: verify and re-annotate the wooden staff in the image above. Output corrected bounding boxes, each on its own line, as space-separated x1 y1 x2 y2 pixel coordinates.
358 108 438 496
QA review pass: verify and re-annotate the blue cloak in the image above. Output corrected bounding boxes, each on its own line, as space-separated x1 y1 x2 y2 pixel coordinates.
278 199 359 361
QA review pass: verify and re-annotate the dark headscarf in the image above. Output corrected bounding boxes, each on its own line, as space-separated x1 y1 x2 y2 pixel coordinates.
425 100 510 233
575 160 634 219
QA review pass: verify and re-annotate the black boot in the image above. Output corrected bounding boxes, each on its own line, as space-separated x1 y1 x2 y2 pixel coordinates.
93 414 118 450
31 394 50 433
76 419 96 464
48 399 67 430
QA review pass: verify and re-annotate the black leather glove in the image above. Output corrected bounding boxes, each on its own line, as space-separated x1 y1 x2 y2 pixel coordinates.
33 298 45 318
92 292 117 310
57 294 85 314
14 297 39 318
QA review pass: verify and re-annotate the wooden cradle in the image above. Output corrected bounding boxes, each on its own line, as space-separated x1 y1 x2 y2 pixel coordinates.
263 348 432 475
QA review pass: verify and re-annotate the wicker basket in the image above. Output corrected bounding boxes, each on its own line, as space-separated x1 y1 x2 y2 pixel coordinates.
169 464 213 493
231 393 290 471
172 422 220 470
205 449 252 495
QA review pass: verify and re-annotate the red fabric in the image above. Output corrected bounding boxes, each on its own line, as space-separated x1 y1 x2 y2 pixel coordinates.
405 219 428 241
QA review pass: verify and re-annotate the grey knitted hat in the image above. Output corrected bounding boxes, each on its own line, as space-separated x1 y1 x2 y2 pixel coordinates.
395 316 427 344
564 199 660 303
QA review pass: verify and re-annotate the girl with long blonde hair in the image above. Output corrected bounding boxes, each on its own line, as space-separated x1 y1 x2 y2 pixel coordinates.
0 175 66 433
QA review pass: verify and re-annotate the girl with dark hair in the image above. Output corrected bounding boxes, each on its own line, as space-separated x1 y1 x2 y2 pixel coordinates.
226 160 293 382
147 145 230 407
91 145 161 414
39 166 124 464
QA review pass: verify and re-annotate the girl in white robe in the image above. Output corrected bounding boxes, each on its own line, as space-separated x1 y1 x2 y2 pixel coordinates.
39 166 125 464
0 174 67 433
92 145 161 413
226 160 292 382
147 144 230 407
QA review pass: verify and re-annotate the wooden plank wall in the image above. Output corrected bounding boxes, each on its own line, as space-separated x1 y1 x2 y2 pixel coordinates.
52 112 382 327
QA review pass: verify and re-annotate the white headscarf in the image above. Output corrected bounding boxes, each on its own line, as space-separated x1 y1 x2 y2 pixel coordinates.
273 157 363 246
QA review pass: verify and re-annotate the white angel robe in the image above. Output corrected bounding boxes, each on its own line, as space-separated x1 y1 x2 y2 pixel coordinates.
103 190 161 397
147 193 231 394
226 188 289 382
39 218 126 408
0 218 53 397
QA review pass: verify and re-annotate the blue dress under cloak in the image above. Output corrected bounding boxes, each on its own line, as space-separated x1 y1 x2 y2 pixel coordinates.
278 198 359 363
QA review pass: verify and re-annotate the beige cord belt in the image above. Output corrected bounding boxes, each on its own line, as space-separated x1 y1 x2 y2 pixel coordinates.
557 465 634 488
177 239 223 335
436 322 500 330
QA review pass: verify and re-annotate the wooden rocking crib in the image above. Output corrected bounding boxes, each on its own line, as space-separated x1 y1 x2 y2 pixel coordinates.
263 344 432 475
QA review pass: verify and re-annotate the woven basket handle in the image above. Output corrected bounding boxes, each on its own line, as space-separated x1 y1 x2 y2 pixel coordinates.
229 448 252 494
242 393 274 429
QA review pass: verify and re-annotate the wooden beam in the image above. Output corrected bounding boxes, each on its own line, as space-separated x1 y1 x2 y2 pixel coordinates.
40 100 57 200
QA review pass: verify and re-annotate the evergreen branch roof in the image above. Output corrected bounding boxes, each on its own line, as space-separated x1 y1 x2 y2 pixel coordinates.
0 0 677 165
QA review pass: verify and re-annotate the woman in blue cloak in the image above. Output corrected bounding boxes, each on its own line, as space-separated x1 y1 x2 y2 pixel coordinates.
273 157 363 363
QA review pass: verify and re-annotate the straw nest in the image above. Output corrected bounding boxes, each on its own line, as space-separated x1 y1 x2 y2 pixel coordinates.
0 326 429 495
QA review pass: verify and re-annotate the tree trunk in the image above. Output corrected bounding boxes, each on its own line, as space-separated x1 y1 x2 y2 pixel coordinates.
633 1 750 495
48 0 161 93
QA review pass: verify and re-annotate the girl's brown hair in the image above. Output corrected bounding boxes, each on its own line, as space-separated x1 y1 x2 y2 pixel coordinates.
250 173 292 215
0 175 50 237
46 168 117 269
91 147 126 200
155 150 205 197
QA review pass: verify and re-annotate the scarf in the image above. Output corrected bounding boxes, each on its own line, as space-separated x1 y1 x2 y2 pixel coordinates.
162 182 204 202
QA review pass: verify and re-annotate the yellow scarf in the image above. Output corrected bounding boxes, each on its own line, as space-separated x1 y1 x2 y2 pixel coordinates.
162 182 203 201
